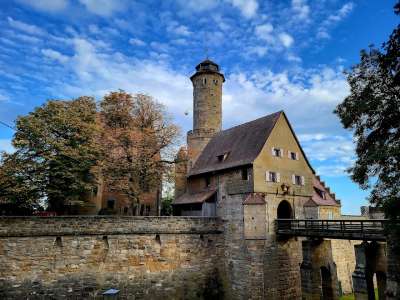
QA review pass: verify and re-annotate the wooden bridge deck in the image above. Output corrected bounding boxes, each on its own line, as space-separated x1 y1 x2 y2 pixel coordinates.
276 219 389 241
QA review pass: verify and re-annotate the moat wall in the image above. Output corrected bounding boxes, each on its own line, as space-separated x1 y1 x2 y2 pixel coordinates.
0 216 226 299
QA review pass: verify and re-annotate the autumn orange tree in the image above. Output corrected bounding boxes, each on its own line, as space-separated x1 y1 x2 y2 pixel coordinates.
99 91 179 215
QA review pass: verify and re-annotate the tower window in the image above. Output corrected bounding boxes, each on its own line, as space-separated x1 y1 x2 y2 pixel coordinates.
203 78 207 85
213 79 218 85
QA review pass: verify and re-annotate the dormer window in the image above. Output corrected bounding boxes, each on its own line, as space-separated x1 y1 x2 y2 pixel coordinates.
272 147 282 157
314 187 326 199
217 152 229 162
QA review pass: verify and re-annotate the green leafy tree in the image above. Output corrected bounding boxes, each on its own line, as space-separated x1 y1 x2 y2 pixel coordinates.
0 97 101 214
0 152 43 214
334 2 400 220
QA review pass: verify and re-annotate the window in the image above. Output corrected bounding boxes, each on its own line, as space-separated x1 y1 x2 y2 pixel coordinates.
203 78 207 85
213 79 218 85
292 175 305 186
217 152 229 162
272 147 282 157
289 151 298 160
315 187 326 199
205 176 211 187
107 199 115 209
327 211 333 220
266 171 280 183
241 168 249 180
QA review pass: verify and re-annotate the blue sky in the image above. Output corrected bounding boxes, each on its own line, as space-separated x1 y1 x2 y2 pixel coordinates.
0 0 398 214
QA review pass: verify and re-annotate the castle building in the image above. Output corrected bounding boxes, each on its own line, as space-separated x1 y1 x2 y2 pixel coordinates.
172 59 364 297
173 59 340 222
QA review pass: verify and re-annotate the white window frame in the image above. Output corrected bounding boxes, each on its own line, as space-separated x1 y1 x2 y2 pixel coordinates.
292 174 305 186
271 147 282 157
288 151 299 160
266 171 280 183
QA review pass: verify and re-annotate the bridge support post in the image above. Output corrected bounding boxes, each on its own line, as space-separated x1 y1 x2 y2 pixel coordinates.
300 239 340 300
352 242 375 300
386 230 400 300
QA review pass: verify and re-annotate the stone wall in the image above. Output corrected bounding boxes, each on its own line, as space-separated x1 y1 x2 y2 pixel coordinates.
0 216 225 299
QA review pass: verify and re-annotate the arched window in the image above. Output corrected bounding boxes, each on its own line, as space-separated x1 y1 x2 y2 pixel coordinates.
277 200 293 219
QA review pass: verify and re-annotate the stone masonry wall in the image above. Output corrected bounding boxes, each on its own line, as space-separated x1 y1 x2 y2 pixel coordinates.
0 216 226 299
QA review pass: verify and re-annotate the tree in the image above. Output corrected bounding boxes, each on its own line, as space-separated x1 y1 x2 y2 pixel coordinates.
334 2 399 220
0 97 102 214
99 91 179 215
0 152 43 214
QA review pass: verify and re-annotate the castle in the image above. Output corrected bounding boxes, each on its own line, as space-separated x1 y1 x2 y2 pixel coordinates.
173 59 341 222
0 59 395 300
172 59 386 298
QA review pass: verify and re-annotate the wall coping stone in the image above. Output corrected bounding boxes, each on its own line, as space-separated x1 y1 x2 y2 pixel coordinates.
0 216 223 237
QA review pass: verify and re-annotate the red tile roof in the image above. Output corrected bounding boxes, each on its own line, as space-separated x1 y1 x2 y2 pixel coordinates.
305 176 340 207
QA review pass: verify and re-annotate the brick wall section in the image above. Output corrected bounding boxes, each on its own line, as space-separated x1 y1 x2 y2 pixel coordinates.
0 216 226 299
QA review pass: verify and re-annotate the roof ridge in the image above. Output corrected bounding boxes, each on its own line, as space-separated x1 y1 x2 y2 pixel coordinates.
215 110 282 136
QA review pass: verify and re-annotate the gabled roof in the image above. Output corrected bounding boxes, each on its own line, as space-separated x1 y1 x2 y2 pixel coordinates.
188 111 314 176
188 111 281 176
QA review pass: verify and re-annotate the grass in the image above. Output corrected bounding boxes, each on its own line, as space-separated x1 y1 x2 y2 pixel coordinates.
340 289 379 300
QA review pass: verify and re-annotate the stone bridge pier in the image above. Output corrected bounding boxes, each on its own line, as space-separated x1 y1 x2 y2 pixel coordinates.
300 239 340 300
352 241 387 300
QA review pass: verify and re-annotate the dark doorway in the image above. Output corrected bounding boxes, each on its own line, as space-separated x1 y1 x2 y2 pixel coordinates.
320 266 334 300
277 200 293 219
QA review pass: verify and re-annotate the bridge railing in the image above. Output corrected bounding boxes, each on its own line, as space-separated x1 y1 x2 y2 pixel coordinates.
276 219 387 241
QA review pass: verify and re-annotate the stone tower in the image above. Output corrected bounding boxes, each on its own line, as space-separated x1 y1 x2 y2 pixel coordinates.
187 59 225 168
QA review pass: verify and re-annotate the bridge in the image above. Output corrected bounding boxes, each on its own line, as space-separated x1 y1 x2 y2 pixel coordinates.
276 219 387 241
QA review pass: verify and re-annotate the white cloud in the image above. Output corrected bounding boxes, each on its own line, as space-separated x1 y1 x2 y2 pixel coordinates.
16 0 68 12
317 2 354 39
45 38 192 119
247 46 268 57
7 17 46 36
279 33 294 48
0 139 14 153
226 0 258 18
166 21 192 37
176 0 217 12
0 92 10 102
291 0 310 20
129 38 146 47
173 25 192 36
255 23 274 41
41 49 69 63
79 0 126 16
